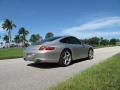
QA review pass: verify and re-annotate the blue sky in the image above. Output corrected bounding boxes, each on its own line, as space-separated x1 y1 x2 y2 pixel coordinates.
0 0 120 40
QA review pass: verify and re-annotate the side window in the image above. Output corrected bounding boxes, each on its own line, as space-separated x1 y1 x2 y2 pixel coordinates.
69 37 81 44
60 37 69 43
60 37 81 44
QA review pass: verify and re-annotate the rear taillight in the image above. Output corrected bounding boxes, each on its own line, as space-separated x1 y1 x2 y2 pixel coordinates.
39 46 55 51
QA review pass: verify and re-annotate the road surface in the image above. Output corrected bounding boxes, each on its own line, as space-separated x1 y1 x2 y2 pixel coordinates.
0 46 120 90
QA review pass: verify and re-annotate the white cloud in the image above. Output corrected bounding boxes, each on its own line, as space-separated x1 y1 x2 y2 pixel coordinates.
72 31 120 39
0 21 4 32
63 16 120 38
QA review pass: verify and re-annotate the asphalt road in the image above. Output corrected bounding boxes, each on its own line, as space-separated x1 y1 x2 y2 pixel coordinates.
0 46 120 90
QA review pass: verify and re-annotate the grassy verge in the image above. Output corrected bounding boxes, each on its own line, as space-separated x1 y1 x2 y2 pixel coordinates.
0 48 23 60
49 53 120 90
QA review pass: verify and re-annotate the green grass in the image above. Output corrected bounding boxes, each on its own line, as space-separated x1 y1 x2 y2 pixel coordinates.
49 53 120 90
0 48 23 60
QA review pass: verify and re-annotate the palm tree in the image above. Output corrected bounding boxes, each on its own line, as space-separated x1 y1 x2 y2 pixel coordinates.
3 35 9 47
18 27 29 46
0 42 3 46
0 35 1 39
2 19 16 46
14 35 21 46
0 35 1 42
3 35 9 43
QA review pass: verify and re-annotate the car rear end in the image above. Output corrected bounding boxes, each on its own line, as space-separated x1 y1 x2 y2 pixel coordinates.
23 43 61 63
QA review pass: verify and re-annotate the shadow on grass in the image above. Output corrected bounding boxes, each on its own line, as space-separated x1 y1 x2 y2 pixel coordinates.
27 58 90 69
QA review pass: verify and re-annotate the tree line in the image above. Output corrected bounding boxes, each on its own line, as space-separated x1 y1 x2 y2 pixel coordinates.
81 37 120 46
0 19 120 47
0 19 54 47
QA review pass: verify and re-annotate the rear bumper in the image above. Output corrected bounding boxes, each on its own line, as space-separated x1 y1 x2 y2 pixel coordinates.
23 51 60 63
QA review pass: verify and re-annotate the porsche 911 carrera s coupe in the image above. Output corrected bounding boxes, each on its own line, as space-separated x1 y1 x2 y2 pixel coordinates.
24 36 94 66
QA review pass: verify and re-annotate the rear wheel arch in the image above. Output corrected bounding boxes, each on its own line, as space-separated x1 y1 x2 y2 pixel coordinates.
59 48 72 66
89 47 94 51
61 48 72 58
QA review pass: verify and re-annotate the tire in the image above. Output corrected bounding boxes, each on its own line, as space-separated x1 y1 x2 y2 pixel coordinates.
88 49 94 59
59 49 72 67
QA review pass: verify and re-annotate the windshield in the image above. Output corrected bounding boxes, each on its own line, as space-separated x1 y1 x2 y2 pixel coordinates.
35 36 62 45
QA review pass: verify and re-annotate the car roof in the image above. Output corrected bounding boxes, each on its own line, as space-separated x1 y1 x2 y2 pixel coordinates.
58 35 75 38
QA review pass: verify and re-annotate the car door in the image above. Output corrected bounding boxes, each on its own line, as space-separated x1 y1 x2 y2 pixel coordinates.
68 37 86 60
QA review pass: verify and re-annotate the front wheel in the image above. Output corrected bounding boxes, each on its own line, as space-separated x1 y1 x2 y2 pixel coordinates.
88 49 94 59
59 50 72 67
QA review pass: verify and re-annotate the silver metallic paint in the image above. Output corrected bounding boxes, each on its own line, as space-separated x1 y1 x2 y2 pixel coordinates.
23 36 93 63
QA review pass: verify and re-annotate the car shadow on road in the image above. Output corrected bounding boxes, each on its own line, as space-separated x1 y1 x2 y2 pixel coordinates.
27 58 89 69
27 63 60 69
71 58 89 65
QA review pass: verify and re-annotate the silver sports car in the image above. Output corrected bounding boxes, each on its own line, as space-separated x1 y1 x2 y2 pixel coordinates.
24 36 94 66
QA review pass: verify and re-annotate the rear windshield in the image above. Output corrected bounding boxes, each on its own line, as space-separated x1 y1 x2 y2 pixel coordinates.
35 36 61 45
